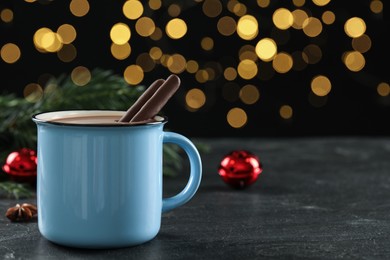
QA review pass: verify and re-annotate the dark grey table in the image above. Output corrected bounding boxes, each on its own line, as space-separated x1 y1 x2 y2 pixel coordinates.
1 137 390 259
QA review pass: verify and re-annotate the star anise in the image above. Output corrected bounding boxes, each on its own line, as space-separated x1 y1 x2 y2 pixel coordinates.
5 203 37 222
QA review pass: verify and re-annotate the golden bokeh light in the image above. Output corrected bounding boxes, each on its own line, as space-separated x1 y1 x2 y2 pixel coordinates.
257 0 271 8
57 44 77 62
224 67 237 81
273 8 294 30
186 60 199 74
311 75 332 96
136 53 155 72
124 65 144 85
292 9 309 29
195 69 209 83
370 0 383 14
45 33 63 53
1 43 21 64
167 53 186 74
135 17 155 37
149 46 162 60
344 51 365 72
33 28 63 52
302 17 323 37
377 82 390 97
201 37 214 51
237 59 258 80
237 15 258 40
352 34 371 53
239 84 260 105
24 83 43 103
292 0 305 7
279 105 293 119
227 107 247 128
322 11 336 25
312 0 331 6
166 18 187 39
57 24 77 44
123 0 143 20
235 3 248 17
111 42 131 60
150 27 163 41
71 66 91 86
344 17 366 38
69 0 90 17
148 0 162 10
217 16 236 36
273 52 293 73
202 0 222 18
255 38 277 62
1 8 13 23
168 4 181 17
186 88 206 110
110 23 131 45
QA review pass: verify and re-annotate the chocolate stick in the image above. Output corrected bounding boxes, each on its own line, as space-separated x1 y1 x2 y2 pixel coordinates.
130 74 180 122
118 79 165 122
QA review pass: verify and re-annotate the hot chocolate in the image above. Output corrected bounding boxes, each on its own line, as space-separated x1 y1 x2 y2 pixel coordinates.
43 112 164 125
50 115 122 124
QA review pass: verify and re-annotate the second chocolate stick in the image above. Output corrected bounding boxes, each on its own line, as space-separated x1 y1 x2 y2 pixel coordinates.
130 74 181 122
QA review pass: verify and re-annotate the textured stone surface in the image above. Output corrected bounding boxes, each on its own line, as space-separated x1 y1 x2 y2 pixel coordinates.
1 137 390 259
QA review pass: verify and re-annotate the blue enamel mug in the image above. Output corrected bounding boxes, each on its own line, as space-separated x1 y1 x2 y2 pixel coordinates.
32 110 202 248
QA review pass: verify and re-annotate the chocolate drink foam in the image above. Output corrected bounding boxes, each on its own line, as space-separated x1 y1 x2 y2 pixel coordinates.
130 74 180 122
118 79 165 122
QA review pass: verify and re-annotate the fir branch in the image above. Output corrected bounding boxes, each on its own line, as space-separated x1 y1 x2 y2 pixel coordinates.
0 181 35 199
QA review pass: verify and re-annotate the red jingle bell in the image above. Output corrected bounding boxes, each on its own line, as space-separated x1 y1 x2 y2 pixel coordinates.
2 148 37 183
218 150 263 189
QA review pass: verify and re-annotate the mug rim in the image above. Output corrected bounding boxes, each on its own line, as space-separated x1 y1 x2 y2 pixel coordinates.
32 110 167 127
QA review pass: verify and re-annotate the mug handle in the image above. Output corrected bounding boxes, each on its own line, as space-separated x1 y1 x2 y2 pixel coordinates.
162 132 202 213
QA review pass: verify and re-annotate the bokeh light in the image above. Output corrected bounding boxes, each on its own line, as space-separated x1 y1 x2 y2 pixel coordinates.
344 17 366 38
273 8 294 30
166 18 187 39
57 24 77 44
1 43 21 64
124 65 144 85
123 0 143 20
110 23 131 45
69 0 90 17
311 75 332 96
227 107 247 128
343 51 365 72
186 88 206 111
217 16 236 36
377 82 390 97
237 15 258 40
1 8 13 23
71 66 91 86
255 38 277 62
279 105 293 119
239 85 260 105
135 17 155 37
24 83 43 103
111 42 131 60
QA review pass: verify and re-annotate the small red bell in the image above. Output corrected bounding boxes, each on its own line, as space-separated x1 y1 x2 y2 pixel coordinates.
218 150 263 189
